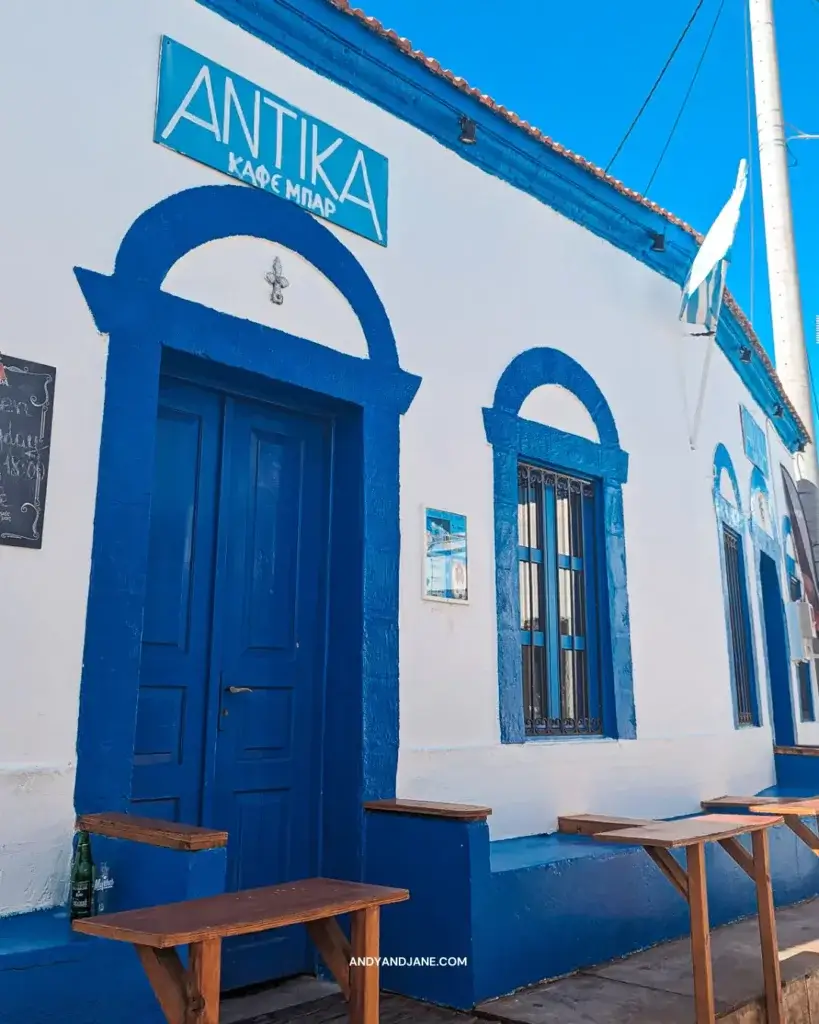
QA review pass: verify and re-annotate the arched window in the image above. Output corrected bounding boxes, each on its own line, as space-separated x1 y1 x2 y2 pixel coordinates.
713 444 759 727
483 348 635 743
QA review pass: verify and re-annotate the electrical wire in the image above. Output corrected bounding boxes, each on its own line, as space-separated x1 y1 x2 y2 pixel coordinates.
743 0 757 324
644 0 726 196
606 0 707 174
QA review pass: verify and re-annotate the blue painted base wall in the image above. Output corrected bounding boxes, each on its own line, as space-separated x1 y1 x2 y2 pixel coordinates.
363 809 819 1011
6 811 819 1020
775 751 819 790
0 837 226 1024
0 915 163 1024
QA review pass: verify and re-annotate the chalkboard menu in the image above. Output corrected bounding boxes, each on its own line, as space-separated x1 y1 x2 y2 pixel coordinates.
0 356 56 549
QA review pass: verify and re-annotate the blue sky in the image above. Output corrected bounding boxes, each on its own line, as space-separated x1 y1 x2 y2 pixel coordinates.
359 0 819 374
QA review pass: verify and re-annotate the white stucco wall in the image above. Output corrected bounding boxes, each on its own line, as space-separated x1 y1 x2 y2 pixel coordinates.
0 0 800 912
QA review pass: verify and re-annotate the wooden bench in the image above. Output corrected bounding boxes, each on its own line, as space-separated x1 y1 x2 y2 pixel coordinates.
558 812 786 1024
73 877 409 1024
702 794 819 853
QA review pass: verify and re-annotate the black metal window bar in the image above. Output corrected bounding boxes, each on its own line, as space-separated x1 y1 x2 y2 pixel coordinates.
518 463 602 736
722 525 755 725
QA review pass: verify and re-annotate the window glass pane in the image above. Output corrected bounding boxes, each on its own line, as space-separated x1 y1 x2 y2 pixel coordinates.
556 480 570 555
573 568 587 639
574 648 588 723
560 646 576 724
570 484 585 557
522 645 533 731
558 568 573 636
522 644 546 733
518 463 601 737
517 470 543 551
517 478 530 549
519 562 542 632
799 662 815 722
722 526 754 725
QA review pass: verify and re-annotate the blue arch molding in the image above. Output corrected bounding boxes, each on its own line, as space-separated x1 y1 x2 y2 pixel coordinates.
483 348 636 744
783 515 797 578
712 443 762 728
749 466 779 560
193 0 808 455
73 183 421 815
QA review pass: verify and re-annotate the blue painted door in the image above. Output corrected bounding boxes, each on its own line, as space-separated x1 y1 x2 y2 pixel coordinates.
132 381 222 824
213 395 329 988
132 379 330 990
760 552 796 747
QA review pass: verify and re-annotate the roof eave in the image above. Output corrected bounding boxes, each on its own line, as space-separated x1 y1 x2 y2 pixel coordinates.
193 0 810 450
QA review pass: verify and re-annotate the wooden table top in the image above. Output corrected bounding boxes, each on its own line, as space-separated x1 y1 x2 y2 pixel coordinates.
702 794 819 814
72 878 409 948
595 813 783 849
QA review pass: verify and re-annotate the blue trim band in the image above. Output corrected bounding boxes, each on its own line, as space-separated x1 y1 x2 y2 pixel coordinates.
484 347 636 744
193 0 807 453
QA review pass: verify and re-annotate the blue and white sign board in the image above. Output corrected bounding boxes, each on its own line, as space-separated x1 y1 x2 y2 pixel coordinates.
740 405 769 478
154 37 389 246
424 508 468 603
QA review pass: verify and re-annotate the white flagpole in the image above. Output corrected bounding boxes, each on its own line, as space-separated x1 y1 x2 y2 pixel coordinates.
749 0 818 486
689 281 726 449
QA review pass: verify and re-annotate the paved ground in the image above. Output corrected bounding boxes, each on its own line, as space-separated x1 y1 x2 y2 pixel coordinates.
222 977 480 1023
476 897 819 1023
222 895 819 1022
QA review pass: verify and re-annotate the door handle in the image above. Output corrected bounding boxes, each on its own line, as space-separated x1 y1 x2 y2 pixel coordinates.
227 686 253 694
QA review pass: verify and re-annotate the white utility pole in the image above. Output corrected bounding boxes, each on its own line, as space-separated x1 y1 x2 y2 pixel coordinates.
748 0 819 487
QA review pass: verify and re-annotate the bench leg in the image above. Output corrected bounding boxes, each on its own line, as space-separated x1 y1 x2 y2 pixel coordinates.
187 938 222 1024
686 842 715 1024
135 945 188 1024
306 918 352 998
751 830 783 1024
349 906 380 1024
134 941 221 1024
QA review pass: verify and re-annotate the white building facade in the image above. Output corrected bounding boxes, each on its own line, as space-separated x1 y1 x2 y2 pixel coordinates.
2 0 819 1018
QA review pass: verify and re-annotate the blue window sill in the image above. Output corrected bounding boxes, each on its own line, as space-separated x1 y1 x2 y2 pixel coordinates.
523 734 619 745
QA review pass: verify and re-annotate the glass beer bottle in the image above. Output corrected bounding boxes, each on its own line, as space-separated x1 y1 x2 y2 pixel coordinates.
69 830 95 920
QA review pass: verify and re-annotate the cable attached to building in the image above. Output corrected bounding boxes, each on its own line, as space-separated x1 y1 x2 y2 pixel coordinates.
744 0 757 324
644 0 726 196
606 0 707 174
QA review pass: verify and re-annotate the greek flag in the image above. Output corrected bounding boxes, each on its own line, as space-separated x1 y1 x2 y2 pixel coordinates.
680 159 748 333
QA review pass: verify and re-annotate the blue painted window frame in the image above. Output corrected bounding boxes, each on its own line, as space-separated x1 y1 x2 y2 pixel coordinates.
713 444 761 728
783 515 817 723
71 185 421 882
483 348 635 744
518 463 604 736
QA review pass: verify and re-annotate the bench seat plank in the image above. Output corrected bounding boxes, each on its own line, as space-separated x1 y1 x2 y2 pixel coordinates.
73 878 408 949
77 812 228 851
597 814 783 849
557 814 655 836
702 794 819 814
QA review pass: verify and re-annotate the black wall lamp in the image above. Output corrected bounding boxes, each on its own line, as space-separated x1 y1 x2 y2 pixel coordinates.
773 404 784 418
738 346 752 363
459 115 477 145
649 232 665 253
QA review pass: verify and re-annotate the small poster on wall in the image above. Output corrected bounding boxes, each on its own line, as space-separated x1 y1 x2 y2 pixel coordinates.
424 507 468 603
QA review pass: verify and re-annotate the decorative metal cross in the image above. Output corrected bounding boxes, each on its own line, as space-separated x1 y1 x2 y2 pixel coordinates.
265 257 289 305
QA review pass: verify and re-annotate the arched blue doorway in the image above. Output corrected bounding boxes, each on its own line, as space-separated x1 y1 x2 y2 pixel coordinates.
73 184 421 987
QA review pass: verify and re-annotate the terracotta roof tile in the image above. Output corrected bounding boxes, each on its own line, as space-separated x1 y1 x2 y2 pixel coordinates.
325 0 808 442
